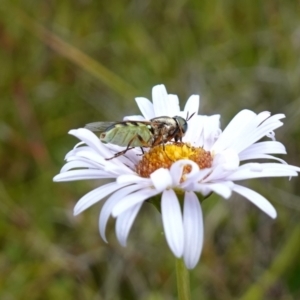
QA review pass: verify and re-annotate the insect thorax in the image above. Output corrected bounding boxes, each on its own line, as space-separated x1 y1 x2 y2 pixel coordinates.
150 117 181 146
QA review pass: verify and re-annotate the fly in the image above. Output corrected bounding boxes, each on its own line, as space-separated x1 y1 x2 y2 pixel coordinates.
85 113 195 160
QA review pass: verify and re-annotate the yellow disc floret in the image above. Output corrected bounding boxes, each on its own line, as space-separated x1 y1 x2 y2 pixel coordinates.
136 143 212 180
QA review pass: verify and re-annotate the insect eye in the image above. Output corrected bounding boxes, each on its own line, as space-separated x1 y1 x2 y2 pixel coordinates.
181 121 188 133
175 116 188 133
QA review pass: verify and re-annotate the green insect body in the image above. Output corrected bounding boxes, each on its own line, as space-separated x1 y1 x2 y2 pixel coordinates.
85 114 194 160
100 122 153 147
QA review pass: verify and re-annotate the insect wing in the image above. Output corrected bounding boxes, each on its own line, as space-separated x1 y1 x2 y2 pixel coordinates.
85 122 116 132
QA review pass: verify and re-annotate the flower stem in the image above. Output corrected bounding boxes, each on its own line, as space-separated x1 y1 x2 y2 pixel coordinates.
176 258 191 300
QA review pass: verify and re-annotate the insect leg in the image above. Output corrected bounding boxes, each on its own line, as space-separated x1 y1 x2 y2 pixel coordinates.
136 134 149 156
105 134 148 160
105 135 137 160
105 147 135 160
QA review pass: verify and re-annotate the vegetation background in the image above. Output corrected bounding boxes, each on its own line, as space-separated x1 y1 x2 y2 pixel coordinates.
1 1 300 299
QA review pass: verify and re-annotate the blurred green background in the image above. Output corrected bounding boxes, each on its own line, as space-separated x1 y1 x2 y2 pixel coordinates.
1 1 300 299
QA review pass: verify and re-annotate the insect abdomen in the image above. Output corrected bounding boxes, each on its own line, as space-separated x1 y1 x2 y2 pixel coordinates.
100 122 153 147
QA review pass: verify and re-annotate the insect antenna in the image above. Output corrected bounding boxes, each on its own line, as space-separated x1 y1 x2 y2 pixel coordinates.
186 111 196 121
176 111 196 142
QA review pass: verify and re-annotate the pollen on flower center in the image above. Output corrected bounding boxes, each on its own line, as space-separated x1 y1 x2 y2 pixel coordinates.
136 143 213 178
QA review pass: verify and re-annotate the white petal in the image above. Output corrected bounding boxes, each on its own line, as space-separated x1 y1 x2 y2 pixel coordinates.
161 189 184 258
61 158 100 172
104 145 140 170
67 148 105 165
240 141 286 156
99 184 145 242
87 151 133 174
240 154 287 164
183 114 203 144
115 202 143 247
167 94 180 116
227 163 299 181
152 84 170 116
212 148 240 170
186 168 212 185
123 115 145 121
74 182 129 215
253 111 271 126
69 128 112 157
191 184 213 197
211 110 257 153
204 182 233 199
65 146 91 159
53 169 112 182
69 148 131 174
187 115 221 148
183 95 199 116
112 188 158 217
202 115 222 149
228 113 285 154
117 174 151 185
169 161 185 185
232 111 271 149
74 141 85 148
263 113 285 125
233 119 284 154
69 129 132 171
192 181 233 198
266 131 275 140
232 184 277 218
170 159 200 188
135 97 155 119
150 168 173 192
202 164 232 182
104 163 135 176
183 192 204 269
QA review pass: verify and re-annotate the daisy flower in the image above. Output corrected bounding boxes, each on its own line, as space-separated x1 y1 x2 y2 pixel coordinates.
53 84 300 269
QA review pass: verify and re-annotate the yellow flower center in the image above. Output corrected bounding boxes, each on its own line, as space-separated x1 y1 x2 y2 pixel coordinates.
136 143 212 179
